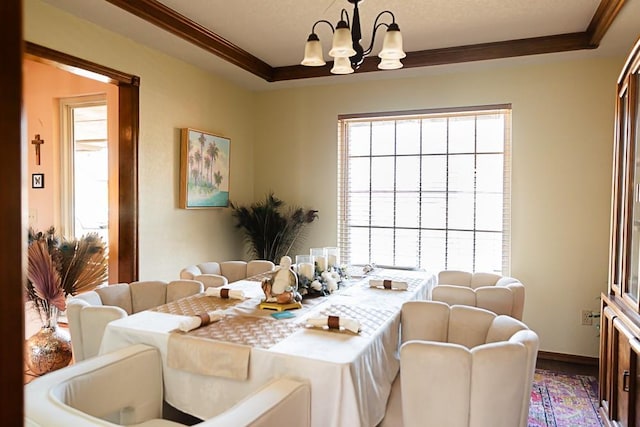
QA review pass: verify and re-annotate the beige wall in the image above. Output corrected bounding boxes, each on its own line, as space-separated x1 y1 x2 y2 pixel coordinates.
25 0 627 356
23 59 116 232
25 0 257 281
254 58 622 357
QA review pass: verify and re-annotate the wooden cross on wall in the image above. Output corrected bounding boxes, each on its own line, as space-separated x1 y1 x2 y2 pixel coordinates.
31 134 44 166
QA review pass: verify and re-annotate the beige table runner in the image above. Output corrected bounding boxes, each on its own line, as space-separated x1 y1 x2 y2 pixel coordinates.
314 304 397 337
153 293 242 315
167 333 251 380
167 315 302 380
244 271 273 282
365 275 424 291
186 315 302 349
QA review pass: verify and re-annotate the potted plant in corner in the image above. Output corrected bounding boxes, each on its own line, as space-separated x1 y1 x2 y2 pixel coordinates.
25 227 108 375
230 192 319 264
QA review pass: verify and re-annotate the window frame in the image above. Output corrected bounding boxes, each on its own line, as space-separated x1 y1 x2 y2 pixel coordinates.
337 104 512 274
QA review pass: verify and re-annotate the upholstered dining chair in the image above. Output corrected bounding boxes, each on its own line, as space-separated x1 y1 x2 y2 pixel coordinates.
379 301 539 427
433 270 526 320
180 260 275 289
67 280 203 361
25 344 311 427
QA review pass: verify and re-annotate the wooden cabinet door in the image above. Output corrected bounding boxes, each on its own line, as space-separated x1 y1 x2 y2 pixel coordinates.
601 305 616 420
632 338 640 426
613 317 635 426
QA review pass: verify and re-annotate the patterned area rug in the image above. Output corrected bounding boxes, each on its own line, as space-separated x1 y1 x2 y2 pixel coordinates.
529 369 602 427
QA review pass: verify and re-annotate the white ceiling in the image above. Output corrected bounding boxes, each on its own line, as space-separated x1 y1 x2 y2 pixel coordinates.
42 0 640 91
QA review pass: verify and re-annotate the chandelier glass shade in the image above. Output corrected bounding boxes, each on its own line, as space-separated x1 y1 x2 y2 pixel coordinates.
301 0 405 74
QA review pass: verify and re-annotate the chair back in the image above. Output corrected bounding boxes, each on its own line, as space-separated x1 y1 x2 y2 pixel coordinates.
129 281 167 313
25 344 163 426
432 285 476 306
95 284 133 315
395 301 538 427
167 279 203 302
25 344 312 427
469 272 501 288
197 274 229 289
220 261 248 283
198 261 222 275
247 260 275 277
435 270 525 320
71 290 102 306
180 264 202 280
67 299 127 362
438 270 472 286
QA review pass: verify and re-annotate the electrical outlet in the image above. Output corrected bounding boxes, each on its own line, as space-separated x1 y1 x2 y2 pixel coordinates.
581 310 593 326
28 208 37 225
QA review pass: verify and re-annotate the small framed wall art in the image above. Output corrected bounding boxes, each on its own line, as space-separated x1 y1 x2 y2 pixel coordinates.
32 173 44 189
179 128 230 208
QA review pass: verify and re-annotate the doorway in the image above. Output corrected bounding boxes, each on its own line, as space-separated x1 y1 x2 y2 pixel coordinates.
25 42 140 284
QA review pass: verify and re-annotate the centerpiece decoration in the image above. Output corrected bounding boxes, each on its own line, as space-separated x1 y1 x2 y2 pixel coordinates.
230 192 319 263
296 247 348 298
25 227 108 375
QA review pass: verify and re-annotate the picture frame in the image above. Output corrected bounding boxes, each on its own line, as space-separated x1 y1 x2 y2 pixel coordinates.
32 173 44 189
179 128 230 208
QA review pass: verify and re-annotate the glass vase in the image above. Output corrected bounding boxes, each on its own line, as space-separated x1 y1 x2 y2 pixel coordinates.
296 255 315 280
25 305 72 376
310 248 327 273
325 247 340 269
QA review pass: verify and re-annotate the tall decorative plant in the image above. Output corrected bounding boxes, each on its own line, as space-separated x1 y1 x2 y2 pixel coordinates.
26 227 108 322
230 192 319 263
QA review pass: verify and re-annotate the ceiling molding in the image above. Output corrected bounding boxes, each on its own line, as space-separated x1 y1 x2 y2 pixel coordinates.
271 32 593 81
104 0 626 83
587 0 627 45
103 0 273 81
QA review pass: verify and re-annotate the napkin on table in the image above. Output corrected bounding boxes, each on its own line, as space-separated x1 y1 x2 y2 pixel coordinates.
369 279 408 290
306 315 360 334
205 287 245 300
178 310 223 332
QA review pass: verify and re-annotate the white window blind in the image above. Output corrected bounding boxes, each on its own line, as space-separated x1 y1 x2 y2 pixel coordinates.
337 105 511 274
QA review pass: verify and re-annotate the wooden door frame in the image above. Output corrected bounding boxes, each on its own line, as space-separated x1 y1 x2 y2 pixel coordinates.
1 0 25 423
24 42 140 283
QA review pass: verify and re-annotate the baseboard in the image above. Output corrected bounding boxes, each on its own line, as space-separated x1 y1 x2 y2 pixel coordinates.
537 350 599 366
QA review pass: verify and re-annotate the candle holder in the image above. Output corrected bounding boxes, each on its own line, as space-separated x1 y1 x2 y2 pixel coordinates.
296 255 315 280
325 247 340 269
310 248 328 273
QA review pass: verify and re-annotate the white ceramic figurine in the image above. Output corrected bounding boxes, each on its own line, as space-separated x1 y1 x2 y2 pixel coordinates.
261 256 301 304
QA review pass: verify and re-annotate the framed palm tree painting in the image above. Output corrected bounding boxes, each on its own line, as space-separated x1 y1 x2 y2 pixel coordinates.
179 128 230 208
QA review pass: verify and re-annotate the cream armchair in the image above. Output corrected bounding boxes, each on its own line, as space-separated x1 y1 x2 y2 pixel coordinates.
180 260 275 289
380 301 538 427
433 270 525 320
25 344 311 427
67 280 203 361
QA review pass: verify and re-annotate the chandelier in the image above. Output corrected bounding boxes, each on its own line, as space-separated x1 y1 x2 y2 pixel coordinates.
301 0 406 74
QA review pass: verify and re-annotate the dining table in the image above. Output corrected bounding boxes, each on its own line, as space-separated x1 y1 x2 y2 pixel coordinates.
99 268 436 427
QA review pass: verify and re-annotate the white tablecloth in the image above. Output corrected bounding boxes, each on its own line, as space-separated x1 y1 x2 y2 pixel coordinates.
99 269 435 427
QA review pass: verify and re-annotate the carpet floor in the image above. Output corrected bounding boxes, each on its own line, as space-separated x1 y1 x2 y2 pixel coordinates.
528 369 602 427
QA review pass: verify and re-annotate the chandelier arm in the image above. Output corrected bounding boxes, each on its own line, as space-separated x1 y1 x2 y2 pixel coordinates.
362 22 391 56
376 10 397 25
340 9 351 28
361 10 396 56
311 19 335 34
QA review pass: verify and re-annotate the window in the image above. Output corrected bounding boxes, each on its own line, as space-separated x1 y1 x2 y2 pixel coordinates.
337 105 511 274
60 96 109 247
